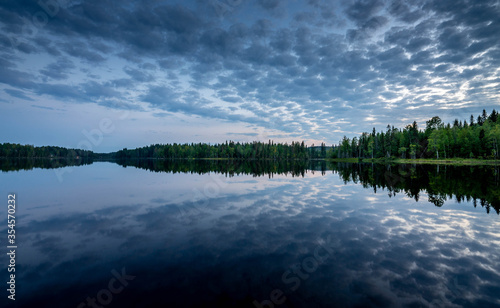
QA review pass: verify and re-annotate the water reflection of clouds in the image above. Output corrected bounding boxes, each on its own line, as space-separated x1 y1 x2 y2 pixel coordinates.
2 167 500 307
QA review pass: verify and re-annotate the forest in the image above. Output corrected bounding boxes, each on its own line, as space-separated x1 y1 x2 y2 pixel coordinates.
1 109 498 161
113 109 499 160
113 140 315 160
333 109 499 160
0 144 93 159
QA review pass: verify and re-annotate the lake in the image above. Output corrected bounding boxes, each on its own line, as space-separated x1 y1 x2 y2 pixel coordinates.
1 160 499 308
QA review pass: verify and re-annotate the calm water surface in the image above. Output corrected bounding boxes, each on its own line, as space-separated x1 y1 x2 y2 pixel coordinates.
0 161 499 308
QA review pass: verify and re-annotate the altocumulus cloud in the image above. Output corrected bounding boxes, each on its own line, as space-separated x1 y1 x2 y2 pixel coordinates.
0 0 499 148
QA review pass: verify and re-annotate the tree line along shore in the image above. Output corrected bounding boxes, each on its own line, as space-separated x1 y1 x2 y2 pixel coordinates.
1 109 499 163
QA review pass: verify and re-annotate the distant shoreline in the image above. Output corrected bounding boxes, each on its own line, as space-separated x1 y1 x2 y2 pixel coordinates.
3 156 500 166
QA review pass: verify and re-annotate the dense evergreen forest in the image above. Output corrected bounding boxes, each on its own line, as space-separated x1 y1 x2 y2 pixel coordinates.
114 140 316 160
113 109 499 160
1 109 498 160
0 144 93 159
334 109 499 160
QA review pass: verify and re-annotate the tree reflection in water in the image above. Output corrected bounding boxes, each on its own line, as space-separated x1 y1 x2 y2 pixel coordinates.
2 158 498 214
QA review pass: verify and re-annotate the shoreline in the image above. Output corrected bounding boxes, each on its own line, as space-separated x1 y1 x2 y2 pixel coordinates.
2 156 500 166
328 158 500 165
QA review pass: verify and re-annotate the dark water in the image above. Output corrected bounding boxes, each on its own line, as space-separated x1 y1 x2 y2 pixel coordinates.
1 160 499 308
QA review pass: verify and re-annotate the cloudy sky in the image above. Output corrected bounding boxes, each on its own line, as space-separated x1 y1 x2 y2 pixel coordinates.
1 0 499 152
